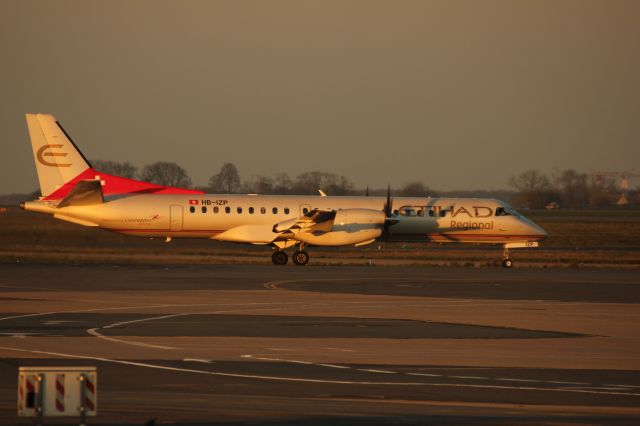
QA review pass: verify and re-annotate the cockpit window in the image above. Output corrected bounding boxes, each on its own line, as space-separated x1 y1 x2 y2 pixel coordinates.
496 207 520 217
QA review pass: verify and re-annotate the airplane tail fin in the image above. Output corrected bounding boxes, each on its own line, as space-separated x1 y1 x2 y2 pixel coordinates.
25 113 205 201
26 113 91 198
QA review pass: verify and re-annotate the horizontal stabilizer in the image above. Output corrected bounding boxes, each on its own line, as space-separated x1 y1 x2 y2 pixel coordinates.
57 180 104 208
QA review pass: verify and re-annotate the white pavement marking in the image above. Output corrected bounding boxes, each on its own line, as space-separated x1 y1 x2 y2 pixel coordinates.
43 320 77 325
357 369 397 374
87 327 177 350
87 306 283 350
606 384 640 389
0 346 425 386
496 378 542 383
547 380 591 385
242 355 314 365
1 345 639 397
322 347 355 352
317 363 351 369
240 355 634 395
183 359 215 364
102 313 186 329
450 376 489 380
262 277 417 291
0 303 206 322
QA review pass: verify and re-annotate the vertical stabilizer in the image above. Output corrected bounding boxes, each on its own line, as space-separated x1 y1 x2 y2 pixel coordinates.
26 114 91 197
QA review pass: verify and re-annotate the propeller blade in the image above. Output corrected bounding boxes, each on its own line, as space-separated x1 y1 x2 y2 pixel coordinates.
382 184 395 243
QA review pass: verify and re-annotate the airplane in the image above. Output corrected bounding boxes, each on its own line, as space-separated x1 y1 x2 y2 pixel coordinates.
20 113 547 267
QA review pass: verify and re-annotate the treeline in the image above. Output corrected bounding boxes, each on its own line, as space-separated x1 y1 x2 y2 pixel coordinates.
93 161 640 208
3 160 636 209
508 169 638 209
91 160 435 197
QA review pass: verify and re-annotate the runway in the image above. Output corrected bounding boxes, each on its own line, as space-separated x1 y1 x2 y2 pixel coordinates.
0 265 639 425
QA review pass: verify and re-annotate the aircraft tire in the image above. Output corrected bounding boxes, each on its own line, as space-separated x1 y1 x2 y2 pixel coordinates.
272 251 288 266
292 250 309 266
502 258 513 268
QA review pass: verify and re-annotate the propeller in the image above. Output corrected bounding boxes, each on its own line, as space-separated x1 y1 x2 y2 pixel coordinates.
382 184 398 243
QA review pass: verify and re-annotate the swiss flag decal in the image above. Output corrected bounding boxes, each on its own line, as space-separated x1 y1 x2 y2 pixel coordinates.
189 199 199 205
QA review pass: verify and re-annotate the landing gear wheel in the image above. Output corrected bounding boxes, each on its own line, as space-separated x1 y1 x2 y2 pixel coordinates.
272 251 288 265
292 250 309 266
502 258 513 268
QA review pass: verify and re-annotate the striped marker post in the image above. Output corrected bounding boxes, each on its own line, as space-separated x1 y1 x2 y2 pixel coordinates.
55 374 65 412
84 374 96 412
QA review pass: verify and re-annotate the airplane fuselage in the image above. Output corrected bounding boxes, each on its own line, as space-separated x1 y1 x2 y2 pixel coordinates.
25 194 547 245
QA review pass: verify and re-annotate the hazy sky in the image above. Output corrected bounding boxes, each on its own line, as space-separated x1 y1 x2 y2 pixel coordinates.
1 0 639 194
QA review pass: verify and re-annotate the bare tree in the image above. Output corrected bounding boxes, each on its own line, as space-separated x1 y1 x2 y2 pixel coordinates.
292 171 353 195
552 169 589 208
509 169 551 192
92 160 137 179
209 162 241 193
272 173 292 194
398 181 431 197
141 162 192 187
242 175 274 194
509 169 554 208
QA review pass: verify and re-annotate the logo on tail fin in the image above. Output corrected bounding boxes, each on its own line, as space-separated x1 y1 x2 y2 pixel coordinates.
36 144 71 167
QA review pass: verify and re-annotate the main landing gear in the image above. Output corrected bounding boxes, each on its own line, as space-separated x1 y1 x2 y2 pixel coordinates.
271 251 288 265
292 250 309 266
271 247 310 266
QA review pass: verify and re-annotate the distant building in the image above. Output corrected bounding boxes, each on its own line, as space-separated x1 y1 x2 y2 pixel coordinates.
616 194 629 206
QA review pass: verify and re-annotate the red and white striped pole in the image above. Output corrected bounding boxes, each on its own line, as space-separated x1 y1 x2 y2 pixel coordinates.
84 374 96 412
55 374 65 412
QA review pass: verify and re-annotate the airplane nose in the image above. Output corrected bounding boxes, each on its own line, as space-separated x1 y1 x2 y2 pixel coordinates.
529 221 548 241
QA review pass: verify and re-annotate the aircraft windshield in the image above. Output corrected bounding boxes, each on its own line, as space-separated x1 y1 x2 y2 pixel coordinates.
495 207 520 217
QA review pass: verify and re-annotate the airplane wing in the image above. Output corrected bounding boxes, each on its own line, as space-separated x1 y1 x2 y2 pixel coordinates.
212 209 336 245
272 209 336 233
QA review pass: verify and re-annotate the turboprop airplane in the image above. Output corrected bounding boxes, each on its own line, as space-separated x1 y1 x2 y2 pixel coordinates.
20 113 547 267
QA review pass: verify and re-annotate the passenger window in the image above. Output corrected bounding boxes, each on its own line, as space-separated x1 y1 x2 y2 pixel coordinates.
439 209 447 217
237 207 242 214
201 206 207 213
399 207 415 217
272 207 278 214
249 207 254 214
284 207 290 215
189 206 195 213
225 206 231 214
261 207 266 214
213 206 219 213
428 209 434 217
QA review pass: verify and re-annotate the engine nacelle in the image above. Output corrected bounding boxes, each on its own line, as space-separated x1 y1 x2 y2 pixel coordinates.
294 208 385 246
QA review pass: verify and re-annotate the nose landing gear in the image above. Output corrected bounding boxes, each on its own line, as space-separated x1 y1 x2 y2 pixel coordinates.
502 246 513 268
501 242 539 268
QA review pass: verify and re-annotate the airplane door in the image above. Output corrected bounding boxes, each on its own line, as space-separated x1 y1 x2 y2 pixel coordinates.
300 203 312 216
170 205 183 231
